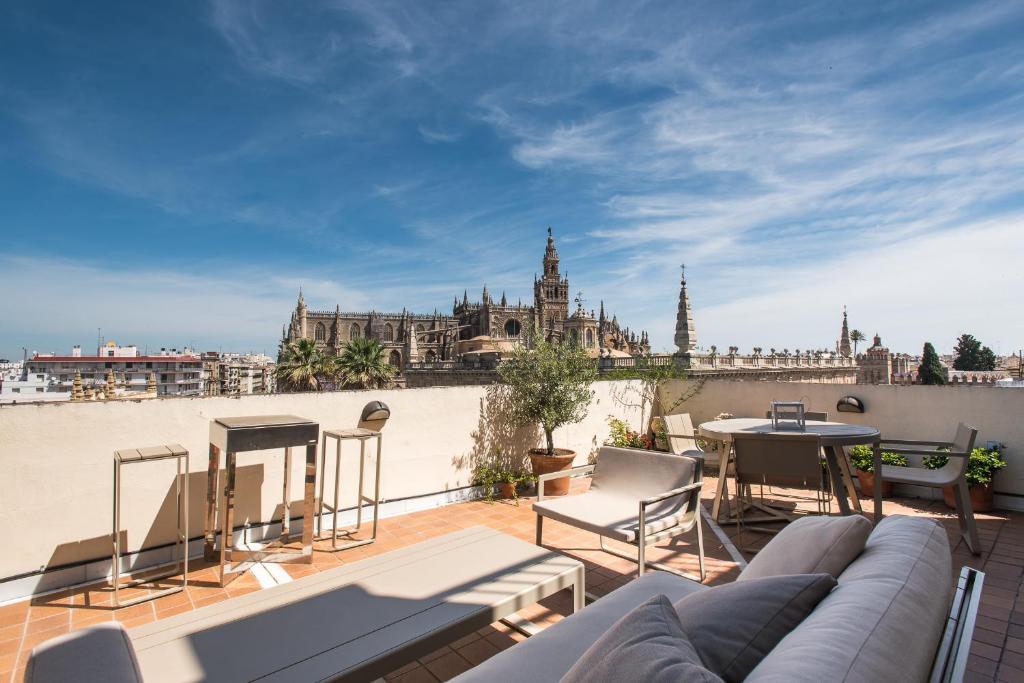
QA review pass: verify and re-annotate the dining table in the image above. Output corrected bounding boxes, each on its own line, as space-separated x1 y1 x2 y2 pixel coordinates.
697 418 881 523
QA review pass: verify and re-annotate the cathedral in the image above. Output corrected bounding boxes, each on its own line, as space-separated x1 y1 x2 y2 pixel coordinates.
280 229 650 369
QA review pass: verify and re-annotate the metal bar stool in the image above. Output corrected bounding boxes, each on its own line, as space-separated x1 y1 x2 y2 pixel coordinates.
112 444 189 607
317 401 390 552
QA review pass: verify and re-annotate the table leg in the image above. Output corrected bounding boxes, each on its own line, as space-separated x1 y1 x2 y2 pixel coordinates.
572 567 585 613
823 446 851 516
834 445 862 512
317 433 327 537
873 442 884 524
282 446 292 541
220 451 237 585
301 439 317 559
333 437 342 547
204 443 220 562
357 438 366 530
710 438 732 523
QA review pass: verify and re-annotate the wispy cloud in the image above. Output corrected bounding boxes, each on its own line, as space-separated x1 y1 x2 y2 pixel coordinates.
417 124 460 144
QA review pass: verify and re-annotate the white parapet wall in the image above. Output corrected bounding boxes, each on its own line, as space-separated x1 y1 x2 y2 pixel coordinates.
0 381 645 592
660 380 1024 506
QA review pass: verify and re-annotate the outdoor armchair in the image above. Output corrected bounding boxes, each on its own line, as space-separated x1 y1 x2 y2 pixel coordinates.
533 446 705 582
873 422 980 554
661 412 708 460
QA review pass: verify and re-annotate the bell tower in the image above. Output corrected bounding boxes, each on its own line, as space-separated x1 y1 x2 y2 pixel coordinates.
534 227 570 329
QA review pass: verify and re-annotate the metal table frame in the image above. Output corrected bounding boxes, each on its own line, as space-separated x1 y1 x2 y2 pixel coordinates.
204 415 319 586
316 428 383 551
112 444 189 607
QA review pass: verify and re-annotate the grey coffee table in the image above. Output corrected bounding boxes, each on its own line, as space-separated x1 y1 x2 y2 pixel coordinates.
131 526 585 682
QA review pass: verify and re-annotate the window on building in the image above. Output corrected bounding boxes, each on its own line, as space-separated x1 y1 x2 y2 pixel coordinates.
425 350 437 362
36 387 43 392
569 329 579 345
350 323 361 340
504 319 521 337
586 329 594 347
315 322 326 341
416 324 424 334
384 323 394 342
389 350 401 367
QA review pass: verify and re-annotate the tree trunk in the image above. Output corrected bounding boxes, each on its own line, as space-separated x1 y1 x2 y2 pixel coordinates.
545 428 555 455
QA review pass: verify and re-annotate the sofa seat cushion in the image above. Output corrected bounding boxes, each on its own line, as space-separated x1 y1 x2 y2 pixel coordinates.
27 622 142 683
534 489 687 544
739 514 872 581
561 595 722 683
747 515 953 682
451 571 706 682
673 573 837 682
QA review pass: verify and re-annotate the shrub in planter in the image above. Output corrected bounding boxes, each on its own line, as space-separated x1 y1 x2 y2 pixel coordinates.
922 446 1006 512
607 417 655 450
499 327 597 495
473 463 535 505
848 445 909 497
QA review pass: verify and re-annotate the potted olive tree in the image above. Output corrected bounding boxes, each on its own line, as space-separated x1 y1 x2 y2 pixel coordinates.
848 445 908 497
923 446 1006 512
498 328 597 496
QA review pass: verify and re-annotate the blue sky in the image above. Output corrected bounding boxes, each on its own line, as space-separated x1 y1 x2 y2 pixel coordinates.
1 1 1023 359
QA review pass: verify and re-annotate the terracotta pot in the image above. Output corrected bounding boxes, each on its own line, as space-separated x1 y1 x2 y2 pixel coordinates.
496 481 516 500
528 448 576 496
942 483 994 513
856 470 893 498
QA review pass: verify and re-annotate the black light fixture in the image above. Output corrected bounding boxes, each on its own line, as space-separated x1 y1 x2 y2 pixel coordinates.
836 396 865 414
358 401 391 432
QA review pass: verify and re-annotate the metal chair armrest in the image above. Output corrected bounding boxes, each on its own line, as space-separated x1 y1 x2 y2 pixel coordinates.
641 481 703 507
880 438 953 447
537 464 595 501
880 447 970 458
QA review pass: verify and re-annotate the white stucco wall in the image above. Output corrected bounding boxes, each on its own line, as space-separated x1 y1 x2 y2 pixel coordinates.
660 380 1024 500
0 381 644 581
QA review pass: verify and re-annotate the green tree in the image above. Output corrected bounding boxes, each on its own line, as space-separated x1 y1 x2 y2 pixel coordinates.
498 326 597 455
334 337 396 389
850 329 866 355
953 333 995 371
276 338 330 392
918 342 946 385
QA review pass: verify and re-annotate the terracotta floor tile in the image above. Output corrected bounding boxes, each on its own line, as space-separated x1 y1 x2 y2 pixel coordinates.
423 651 473 680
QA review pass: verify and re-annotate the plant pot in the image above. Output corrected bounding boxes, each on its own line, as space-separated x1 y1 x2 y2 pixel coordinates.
528 448 576 496
496 482 516 500
856 470 893 498
942 483 994 512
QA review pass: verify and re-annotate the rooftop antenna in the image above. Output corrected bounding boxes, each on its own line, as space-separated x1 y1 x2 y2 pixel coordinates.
97 327 103 354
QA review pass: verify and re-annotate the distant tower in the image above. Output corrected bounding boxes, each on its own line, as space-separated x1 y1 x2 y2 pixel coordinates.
838 306 852 357
674 265 697 355
533 227 570 329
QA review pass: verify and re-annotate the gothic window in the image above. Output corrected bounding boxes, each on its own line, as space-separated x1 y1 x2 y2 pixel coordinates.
425 350 437 362
586 329 594 347
384 323 394 342
416 324 424 334
569 329 579 345
504 319 521 337
350 323 361 340
388 350 401 367
314 322 326 342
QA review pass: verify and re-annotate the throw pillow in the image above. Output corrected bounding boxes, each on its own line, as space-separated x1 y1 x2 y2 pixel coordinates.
561 594 723 683
739 514 872 581
673 573 837 682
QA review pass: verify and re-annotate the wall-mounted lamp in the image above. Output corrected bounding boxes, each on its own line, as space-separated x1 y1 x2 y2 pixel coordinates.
359 401 391 433
836 396 864 414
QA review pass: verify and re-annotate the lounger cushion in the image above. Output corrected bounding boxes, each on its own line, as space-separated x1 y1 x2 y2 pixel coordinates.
26 622 143 683
673 573 837 682
533 489 688 543
738 514 872 581
560 594 722 683
451 572 706 682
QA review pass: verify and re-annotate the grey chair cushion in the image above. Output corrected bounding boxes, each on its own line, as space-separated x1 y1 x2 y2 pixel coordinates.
747 515 952 682
26 622 143 683
673 573 837 682
452 571 706 682
534 489 688 543
561 595 723 683
739 514 872 581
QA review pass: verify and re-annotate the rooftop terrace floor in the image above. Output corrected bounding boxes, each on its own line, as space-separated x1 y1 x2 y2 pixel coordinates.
1 478 1021 683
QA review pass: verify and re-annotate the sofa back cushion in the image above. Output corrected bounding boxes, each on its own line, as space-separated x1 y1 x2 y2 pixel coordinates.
739 514 872 581
673 573 837 682
561 594 722 683
747 515 952 682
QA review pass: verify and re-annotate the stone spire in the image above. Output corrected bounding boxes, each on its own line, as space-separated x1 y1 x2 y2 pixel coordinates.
106 369 117 399
500 291 507 307
543 227 559 278
71 371 84 401
838 306 852 357
405 315 421 363
147 372 157 395
462 290 468 306
674 264 697 355
482 284 490 305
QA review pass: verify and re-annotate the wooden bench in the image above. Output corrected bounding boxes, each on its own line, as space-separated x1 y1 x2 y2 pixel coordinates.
28 526 584 683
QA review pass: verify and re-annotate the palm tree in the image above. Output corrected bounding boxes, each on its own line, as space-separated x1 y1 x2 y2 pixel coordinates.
850 329 866 355
335 337 396 389
276 338 329 392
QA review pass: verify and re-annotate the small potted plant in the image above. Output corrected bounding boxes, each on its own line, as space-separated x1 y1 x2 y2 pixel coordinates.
473 463 534 504
498 328 597 496
848 445 909 497
607 417 655 450
923 446 1006 513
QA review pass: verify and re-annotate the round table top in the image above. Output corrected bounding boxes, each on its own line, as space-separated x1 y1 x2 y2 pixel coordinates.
697 418 879 446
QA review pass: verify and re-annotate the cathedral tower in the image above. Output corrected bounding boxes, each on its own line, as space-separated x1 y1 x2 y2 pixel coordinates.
534 227 570 330
674 265 696 355
838 307 852 357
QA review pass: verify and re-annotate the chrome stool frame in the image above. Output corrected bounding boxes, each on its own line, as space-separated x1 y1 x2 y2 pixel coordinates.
316 401 390 552
112 444 189 608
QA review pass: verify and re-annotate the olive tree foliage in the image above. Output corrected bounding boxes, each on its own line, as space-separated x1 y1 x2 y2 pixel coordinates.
497 326 597 456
